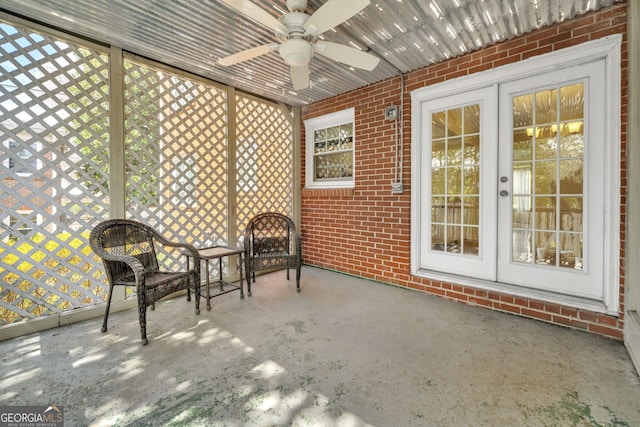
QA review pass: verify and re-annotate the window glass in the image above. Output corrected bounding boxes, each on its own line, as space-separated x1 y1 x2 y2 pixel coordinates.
304 108 355 188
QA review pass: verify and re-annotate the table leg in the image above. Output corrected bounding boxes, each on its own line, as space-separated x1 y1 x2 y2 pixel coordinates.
205 259 211 311
219 257 224 292
239 252 244 299
185 256 192 301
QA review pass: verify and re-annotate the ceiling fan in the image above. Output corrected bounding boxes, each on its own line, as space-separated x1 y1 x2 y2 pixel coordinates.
218 0 380 90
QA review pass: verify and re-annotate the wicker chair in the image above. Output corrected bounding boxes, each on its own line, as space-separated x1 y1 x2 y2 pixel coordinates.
90 219 200 344
243 212 302 295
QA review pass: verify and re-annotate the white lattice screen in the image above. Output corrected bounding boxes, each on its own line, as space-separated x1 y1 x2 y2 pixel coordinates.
0 18 294 327
236 95 293 235
0 20 111 324
123 59 230 275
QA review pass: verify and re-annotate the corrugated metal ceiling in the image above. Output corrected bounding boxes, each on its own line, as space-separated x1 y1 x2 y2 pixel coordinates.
0 0 621 106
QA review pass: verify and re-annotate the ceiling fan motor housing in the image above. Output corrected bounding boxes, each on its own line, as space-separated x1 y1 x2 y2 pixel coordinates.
286 0 308 13
278 11 309 37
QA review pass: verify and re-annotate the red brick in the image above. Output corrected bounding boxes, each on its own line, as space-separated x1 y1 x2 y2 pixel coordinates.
301 4 627 341
589 323 624 340
553 316 589 330
522 308 553 322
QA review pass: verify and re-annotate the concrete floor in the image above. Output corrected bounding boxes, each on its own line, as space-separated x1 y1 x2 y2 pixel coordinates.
1 266 639 426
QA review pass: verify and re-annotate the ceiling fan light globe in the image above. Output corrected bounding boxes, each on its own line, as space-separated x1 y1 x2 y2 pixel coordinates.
279 38 312 66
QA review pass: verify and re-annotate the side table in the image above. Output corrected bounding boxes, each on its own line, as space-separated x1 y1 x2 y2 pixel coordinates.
183 246 245 311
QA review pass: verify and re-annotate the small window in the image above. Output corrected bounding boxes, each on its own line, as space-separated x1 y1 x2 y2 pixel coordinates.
304 108 355 188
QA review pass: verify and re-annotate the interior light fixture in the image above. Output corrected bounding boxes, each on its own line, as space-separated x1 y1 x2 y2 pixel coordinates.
525 121 583 137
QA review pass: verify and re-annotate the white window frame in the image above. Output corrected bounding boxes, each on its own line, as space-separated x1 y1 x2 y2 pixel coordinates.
304 107 355 189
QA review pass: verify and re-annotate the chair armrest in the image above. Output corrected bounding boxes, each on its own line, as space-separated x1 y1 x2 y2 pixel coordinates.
149 233 200 270
93 249 146 288
154 240 201 290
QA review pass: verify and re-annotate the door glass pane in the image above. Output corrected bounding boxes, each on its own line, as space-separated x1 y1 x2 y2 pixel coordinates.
433 140 446 167
463 226 479 255
464 135 480 163
535 132 557 159
559 159 583 194
447 167 462 194
511 84 584 270
535 161 557 194
447 225 461 251
513 130 532 161
464 165 479 194
448 138 462 165
447 108 462 136
431 103 481 256
432 168 445 194
464 105 480 133
535 89 558 124
463 196 479 225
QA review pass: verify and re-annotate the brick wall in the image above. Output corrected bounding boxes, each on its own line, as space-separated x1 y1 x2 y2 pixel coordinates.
301 2 628 340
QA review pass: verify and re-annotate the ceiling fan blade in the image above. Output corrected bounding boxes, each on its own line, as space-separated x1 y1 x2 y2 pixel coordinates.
304 0 370 36
314 42 380 71
291 65 310 90
218 43 278 66
219 0 287 35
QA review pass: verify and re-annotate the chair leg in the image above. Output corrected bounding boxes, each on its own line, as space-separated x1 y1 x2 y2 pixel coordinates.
138 292 149 345
296 266 301 292
101 285 115 333
194 274 200 315
286 268 290 280
246 266 252 296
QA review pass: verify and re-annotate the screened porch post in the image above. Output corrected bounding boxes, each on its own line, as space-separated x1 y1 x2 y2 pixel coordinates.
108 46 127 303
227 86 240 264
292 105 302 228
109 46 126 219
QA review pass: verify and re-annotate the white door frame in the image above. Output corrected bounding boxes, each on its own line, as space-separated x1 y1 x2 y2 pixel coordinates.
625 0 640 375
411 35 621 314
418 86 498 280
497 61 606 301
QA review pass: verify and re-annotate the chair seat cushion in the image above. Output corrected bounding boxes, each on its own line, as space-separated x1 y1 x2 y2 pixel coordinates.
114 271 195 305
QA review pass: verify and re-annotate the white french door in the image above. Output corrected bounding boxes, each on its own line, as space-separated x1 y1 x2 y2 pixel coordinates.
413 48 617 308
497 61 606 300
418 87 498 280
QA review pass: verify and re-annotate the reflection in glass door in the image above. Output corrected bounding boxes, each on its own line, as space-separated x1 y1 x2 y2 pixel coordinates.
419 86 497 280
414 42 618 310
498 60 606 300
431 104 481 256
511 83 585 271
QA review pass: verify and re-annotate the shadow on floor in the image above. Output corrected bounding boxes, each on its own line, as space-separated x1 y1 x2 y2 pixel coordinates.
1 266 639 426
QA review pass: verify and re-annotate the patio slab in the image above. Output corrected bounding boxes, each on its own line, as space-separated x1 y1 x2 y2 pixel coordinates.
1 266 639 426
